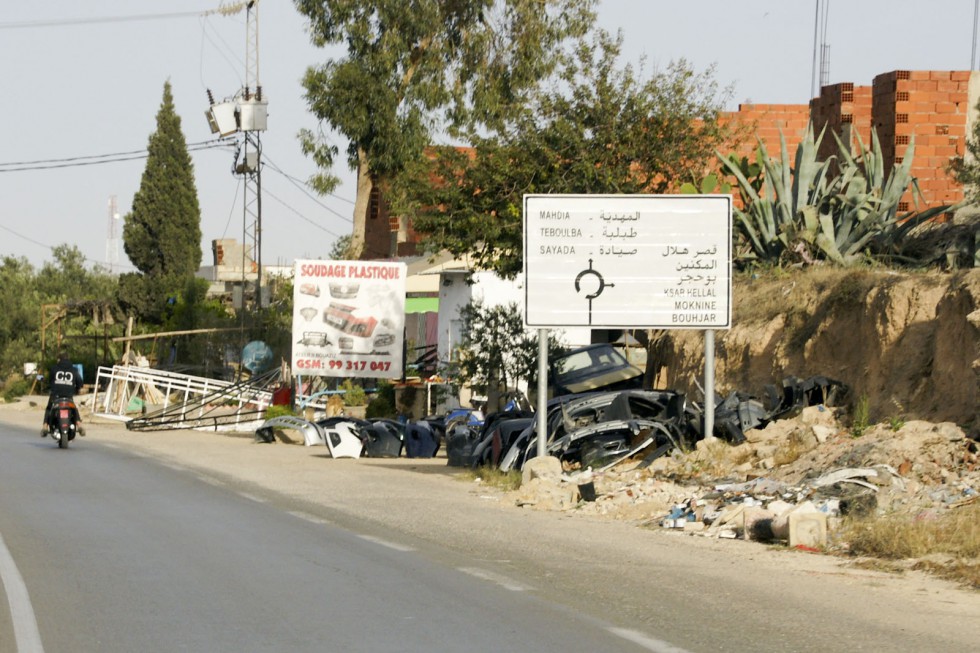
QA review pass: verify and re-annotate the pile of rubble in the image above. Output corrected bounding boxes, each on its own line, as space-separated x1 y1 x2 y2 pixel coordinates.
509 406 979 548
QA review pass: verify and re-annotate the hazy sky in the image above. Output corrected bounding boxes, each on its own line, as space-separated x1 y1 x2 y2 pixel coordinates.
1 0 976 271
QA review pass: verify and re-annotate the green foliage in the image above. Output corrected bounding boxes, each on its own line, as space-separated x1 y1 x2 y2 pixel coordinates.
340 378 368 406
720 124 952 267
0 256 41 375
2 376 30 402
399 31 729 277
263 404 295 420
850 395 871 437
328 234 356 260
366 381 396 418
456 301 565 399
950 93 980 202
296 0 597 256
157 277 236 374
122 80 203 322
0 251 121 379
679 172 731 195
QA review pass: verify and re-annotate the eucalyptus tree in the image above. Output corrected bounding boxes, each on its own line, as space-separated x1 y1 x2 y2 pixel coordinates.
295 0 597 258
398 31 730 277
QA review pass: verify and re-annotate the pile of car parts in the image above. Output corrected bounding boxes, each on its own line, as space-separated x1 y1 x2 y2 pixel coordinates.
446 375 848 473
255 414 445 460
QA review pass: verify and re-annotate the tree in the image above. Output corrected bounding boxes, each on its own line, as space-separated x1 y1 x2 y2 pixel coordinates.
0 256 40 376
456 300 565 411
950 95 980 202
35 244 117 305
397 31 731 277
121 80 203 322
295 0 596 258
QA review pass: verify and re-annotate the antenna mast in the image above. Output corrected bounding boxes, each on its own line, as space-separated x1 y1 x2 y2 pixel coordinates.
106 195 120 273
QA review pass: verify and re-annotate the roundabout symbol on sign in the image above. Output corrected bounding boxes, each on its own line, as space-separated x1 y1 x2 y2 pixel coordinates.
574 258 614 325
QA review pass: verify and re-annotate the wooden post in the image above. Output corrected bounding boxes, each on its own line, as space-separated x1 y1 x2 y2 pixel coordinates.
124 316 134 364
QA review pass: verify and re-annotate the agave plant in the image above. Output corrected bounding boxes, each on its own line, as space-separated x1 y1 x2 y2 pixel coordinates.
720 123 952 267
718 122 840 264
828 129 951 262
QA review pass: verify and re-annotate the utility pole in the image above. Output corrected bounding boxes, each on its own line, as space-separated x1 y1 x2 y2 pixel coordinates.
205 0 268 319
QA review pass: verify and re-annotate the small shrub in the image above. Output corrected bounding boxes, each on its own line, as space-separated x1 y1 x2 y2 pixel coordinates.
263 404 294 420
774 431 809 466
366 394 395 419
340 379 367 406
460 465 523 491
2 377 30 402
850 396 871 437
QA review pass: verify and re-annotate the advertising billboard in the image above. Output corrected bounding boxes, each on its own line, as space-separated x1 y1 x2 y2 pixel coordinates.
291 259 407 379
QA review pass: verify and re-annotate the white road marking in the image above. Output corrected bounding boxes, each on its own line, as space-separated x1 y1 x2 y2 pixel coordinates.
159 462 187 473
0 531 44 652
457 566 531 592
357 534 415 552
196 476 225 487
607 627 691 653
288 511 329 525
237 492 266 503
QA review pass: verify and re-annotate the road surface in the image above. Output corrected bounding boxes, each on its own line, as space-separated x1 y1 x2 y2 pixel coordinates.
1 399 978 652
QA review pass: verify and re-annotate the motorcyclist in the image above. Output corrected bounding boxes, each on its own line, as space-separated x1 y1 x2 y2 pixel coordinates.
41 351 84 437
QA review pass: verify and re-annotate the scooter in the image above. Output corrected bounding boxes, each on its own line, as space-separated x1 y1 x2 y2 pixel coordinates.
47 397 80 449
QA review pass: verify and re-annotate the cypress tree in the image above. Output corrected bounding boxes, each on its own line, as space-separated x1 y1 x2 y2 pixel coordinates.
120 80 202 322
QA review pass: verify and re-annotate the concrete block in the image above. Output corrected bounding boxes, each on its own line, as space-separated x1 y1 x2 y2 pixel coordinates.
789 511 828 549
521 456 562 485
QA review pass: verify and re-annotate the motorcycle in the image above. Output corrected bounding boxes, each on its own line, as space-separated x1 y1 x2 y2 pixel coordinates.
47 397 80 449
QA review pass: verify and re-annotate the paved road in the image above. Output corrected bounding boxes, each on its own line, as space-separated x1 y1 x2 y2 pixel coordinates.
1 402 979 652
0 421 671 652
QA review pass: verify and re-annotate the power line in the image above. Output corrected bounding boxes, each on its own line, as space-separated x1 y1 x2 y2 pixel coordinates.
0 5 249 30
262 155 355 222
0 222 137 272
0 141 236 172
262 186 347 239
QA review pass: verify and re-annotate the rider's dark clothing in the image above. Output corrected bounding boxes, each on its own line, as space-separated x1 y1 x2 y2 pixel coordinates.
43 359 83 430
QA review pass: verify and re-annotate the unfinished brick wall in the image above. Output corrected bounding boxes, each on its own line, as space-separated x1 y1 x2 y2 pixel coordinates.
720 103 811 162
810 82 873 162
871 70 969 211
719 69 971 214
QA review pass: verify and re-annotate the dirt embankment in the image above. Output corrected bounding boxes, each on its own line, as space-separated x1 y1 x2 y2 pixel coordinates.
662 268 980 432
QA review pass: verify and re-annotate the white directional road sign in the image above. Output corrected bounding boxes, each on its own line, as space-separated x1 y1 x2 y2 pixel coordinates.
523 194 732 329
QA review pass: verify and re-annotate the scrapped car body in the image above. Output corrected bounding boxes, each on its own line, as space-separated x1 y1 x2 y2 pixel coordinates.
551 344 643 395
317 420 364 458
361 419 404 457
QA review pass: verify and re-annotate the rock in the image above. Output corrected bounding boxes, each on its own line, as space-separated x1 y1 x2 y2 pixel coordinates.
811 424 835 444
933 422 965 442
521 456 562 485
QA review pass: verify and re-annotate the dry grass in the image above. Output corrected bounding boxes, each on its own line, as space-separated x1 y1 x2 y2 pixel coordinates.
773 432 809 466
458 465 523 492
838 501 980 589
